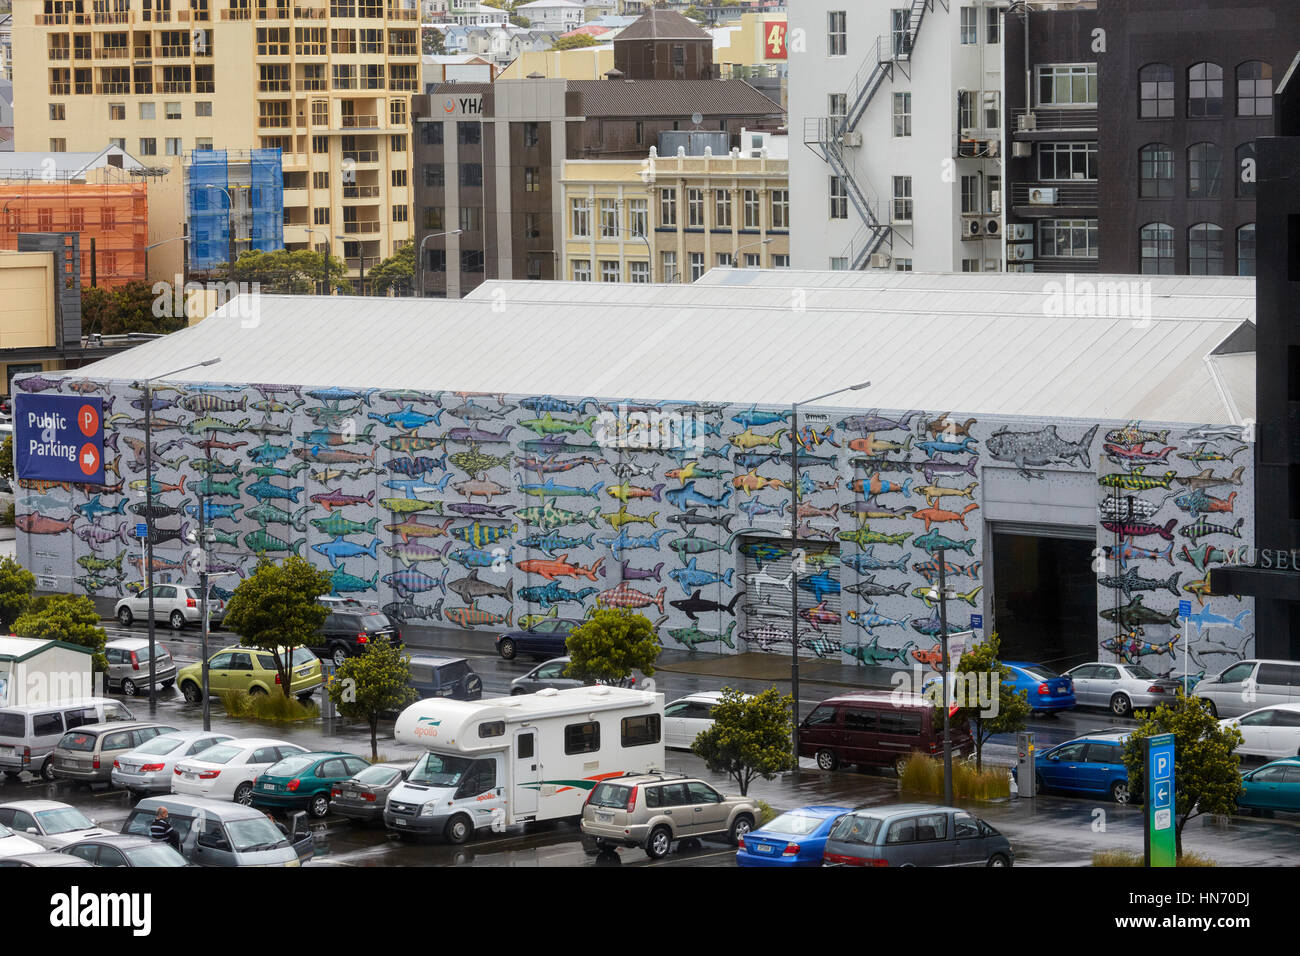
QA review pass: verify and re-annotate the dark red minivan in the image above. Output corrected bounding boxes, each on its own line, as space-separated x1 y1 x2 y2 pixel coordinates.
799 692 973 775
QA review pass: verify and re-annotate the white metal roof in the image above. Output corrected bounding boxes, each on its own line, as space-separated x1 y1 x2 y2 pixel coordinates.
70 270 1255 425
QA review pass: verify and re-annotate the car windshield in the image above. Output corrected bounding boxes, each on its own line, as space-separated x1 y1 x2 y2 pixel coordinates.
58 732 97 752
1019 664 1061 681
290 647 317 666
587 783 632 810
829 814 883 845
194 745 241 765
0 822 14 839
267 755 318 777
408 753 475 787
1126 665 1156 680
353 766 401 786
35 807 95 835
360 613 392 631
765 812 835 836
134 735 183 756
124 843 186 867
225 817 289 852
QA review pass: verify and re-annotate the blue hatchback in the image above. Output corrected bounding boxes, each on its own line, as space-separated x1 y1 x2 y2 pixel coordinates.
1003 661 1076 713
736 806 853 867
1014 732 1132 804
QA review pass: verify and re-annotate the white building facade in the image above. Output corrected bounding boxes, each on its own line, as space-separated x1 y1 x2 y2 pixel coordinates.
518 0 587 33
789 0 1007 273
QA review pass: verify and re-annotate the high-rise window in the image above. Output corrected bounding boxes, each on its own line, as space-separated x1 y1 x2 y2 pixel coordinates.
523 121 539 148
524 167 540 192
1139 223 1174 275
827 11 846 56
1139 144 1174 198
1188 222 1224 275
138 137 157 155
457 121 481 146
1138 63 1174 118
460 163 482 188
960 6 977 44
421 122 443 145
1237 61 1273 117
770 189 789 229
986 6 1000 44
628 199 647 237
1187 142 1223 199
1188 62 1224 118
892 176 912 222
660 188 677 227
689 252 705 281
960 175 979 214
687 189 704 227
571 199 590 238
743 189 760 229
599 199 618 238
629 260 650 283
1037 64 1097 106
892 92 911 137
600 260 621 282
572 259 592 281
423 164 444 188
1039 218 1098 258
1237 223 1256 276
829 176 847 219
661 250 677 283
714 190 731 228
1038 142 1097 180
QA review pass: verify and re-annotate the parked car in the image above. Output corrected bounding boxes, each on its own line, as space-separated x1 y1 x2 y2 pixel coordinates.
111 730 234 795
495 618 581 661
176 645 323 702
0 800 114 849
510 656 581 695
1013 731 1132 804
0 851 94 867
822 804 1013 867
60 833 188 867
1195 659 1300 718
315 605 401 668
1237 757 1300 813
0 820 46 859
579 771 758 860
114 585 225 631
171 738 309 805
664 692 733 750
251 751 372 818
0 698 135 782
123 794 314 866
1220 703 1300 760
798 691 974 775
409 655 482 701
736 805 852 867
1002 661 1076 713
330 761 414 825
1063 661 1180 716
51 722 177 785
104 637 178 697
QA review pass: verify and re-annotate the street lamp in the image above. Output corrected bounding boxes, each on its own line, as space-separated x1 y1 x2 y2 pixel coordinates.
417 228 463 298
734 236 774 267
303 227 334 294
789 381 871 766
927 561 958 807
137 357 221 714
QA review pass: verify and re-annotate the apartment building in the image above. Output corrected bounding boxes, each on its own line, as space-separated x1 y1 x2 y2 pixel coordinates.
789 0 1007 273
516 0 584 33
11 0 421 286
560 133 789 285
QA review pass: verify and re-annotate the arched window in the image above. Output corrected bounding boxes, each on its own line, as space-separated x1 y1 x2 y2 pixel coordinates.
1237 224 1256 276
1139 223 1174 275
1236 142 1256 197
1139 63 1174 118
1188 62 1224 118
1139 144 1174 198
1237 61 1273 116
1187 142 1222 199
1188 223 1224 275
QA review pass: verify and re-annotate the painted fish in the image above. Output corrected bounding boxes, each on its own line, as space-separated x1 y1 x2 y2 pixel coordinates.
382 567 451 598
518 553 605 581
250 398 304 415
846 606 913 638
1100 517 1176 541
381 598 444 624
291 446 377 465
911 557 981 583
913 501 979 532
447 445 513 477
669 589 742 621
519 396 596 416
620 560 664 582
448 521 517 549
183 501 245 523
669 558 734 594
384 540 454 568
14 374 63 393
245 441 290 465
838 526 914 548
248 462 308 480
517 581 597 610
731 404 791 428
1099 595 1181 631
1104 442 1176 464
848 433 912 457
1099 494 1172 522
1185 603 1251 635
602 506 658 531
189 455 241 476
128 476 186 495
1098 566 1181 599
1177 443 1249 464
915 436 979 459
310 513 380 537
1178 543 1239 574
917 457 979 483
666 508 732 532
179 393 248 414
1177 516 1244 544
723 427 787 455
1182 424 1249 444
73 495 125 522
843 575 908 599
312 537 383 569
852 474 912 499
1172 466 1246 492
306 387 378 405
519 413 596 437
836 410 918 433
844 635 916 665
606 481 664 503
1105 422 1171 447
843 547 910 575
518 454 607 476
1173 489 1237 518
730 469 786 496
1102 538 1175 570
517 477 604 499
663 462 727 482
666 620 737 650
309 489 372 511
841 501 916 522
986 423 1098 478
516 500 601 531
190 438 250 453
330 564 379 595
799 601 841 632
246 502 310 530
1098 467 1179 491
912 528 975 556
738 497 787 526
187 416 251 434
598 527 675 560
517 531 596 556
596 582 666 612
16 513 76 535
912 585 983 608
244 529 305 554
665 481 733 510
243 479 303 503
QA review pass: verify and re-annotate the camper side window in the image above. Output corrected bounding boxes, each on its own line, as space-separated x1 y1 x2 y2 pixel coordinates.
564 721 600 755
478 721 505 739
621 714 660 748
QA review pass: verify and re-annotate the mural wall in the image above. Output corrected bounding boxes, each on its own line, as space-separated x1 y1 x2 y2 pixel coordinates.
13 373 1256 678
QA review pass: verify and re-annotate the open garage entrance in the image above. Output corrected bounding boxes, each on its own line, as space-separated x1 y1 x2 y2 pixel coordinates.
991 524 1097 671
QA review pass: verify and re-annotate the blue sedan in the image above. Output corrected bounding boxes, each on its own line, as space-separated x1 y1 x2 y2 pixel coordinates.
1238 758 1300 813
736 806 853 867
494 618 582 661
1003 661 1076 713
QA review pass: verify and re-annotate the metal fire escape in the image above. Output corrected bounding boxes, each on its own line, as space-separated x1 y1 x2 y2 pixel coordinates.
802 0 946 270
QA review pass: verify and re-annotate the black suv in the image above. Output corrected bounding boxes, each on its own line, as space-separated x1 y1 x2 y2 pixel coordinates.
315 600 401 667
409 655 482 701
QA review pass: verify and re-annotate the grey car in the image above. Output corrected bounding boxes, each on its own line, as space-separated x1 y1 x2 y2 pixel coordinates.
0 851 94 867
1064 661 1181 716
511 656 583 695
822 804 1014 867
51 722 177 785
123 794 314 867
61 833 189 867
104 637 178 697
0 800 115 849
330 761 415 825
1195 659 1300 718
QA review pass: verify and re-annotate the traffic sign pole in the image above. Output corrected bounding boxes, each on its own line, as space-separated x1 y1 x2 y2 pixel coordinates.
1178 600 1191 694
1144 732 1176 867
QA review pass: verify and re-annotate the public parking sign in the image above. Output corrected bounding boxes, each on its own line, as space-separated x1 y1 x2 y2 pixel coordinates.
1144 733 1176 868
13 394 104 485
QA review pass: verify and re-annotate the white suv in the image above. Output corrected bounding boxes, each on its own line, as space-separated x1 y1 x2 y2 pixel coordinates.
115 585 226 631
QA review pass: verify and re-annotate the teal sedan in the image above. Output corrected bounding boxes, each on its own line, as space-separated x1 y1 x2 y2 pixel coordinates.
1238 758 1300 814
252 752 373 819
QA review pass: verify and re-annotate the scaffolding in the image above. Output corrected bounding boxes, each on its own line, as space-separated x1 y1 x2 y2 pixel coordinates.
186 148 284 271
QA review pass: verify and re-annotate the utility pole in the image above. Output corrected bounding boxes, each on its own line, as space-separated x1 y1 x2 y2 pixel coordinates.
937 546 954 806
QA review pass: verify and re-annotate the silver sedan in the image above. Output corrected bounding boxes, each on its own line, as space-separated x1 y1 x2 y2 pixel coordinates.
111 731 234 794
1063 662 1182 716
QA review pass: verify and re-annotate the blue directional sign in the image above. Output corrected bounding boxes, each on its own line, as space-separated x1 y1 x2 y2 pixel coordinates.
13 394 104 485
1178 600 1192 617
970 614 983 630
136 523 148 539
1145 733 1176 867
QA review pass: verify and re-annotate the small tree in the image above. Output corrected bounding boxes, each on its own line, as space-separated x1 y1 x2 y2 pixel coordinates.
422 26 445 55
0 557 36 632
951 633 1031 771
13 594 107 671
691 687 795 795
1121 694 1243 859
551 33 599 50
329 638 418 760
366 240 415 296
564 609 659 685
223 555 331 698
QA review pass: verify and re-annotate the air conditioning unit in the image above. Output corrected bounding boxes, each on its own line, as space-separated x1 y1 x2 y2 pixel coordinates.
984 217 1001 237
986 140 999 158
838 131 863 148
1017 113 1037 131
1008 222 1034 241
1008 242 1033 261
964 216 984 238
983 259 1001 272
1012 141 1032 159
1028 187 1057 205
869 253 891 269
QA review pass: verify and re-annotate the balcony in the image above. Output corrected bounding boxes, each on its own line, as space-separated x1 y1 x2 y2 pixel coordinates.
1012 108 1099 137
386 6 417 19
1010 181 1098 212
36 14 70 24
294 4 329 17
342 184 380 199
95 47 130 60
155 45 191 57
93 12 131 23
342 150 379 164
342 221 381 234
221 9 254 19
340 114 379 129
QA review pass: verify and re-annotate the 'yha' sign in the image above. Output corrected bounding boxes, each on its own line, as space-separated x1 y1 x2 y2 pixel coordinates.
13 394 104 484
442 94 484 116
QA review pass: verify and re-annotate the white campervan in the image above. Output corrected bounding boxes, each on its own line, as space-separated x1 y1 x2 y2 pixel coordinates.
385 685 665 844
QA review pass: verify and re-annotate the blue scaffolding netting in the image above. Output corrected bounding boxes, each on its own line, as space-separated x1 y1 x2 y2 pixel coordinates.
188 150 230 270
249 148 284 254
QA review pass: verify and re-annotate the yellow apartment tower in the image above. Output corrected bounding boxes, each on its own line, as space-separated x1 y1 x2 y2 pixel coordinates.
12 0 420 286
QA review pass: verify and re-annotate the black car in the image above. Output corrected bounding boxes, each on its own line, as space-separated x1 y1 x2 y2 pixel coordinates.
495 618 582 661
315 605 401 667
409 656 482 701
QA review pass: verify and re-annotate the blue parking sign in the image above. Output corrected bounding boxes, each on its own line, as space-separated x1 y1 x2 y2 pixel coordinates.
970 614 983 630
1178 600 1191 617
136 523 148 539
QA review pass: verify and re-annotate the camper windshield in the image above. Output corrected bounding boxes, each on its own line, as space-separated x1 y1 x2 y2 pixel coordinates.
408 752 475 787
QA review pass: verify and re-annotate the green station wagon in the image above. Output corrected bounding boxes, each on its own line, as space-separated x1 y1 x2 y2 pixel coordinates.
252 751 373 818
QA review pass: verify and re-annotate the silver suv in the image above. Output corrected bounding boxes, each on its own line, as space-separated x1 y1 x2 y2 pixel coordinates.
579 772 758 860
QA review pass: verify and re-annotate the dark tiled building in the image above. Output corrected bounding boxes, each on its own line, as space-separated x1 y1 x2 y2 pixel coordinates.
611 8 715 81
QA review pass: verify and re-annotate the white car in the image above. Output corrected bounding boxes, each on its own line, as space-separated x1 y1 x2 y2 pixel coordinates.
663 692 740 750
1062 662 1181 716
1220 703 1300 760
112 731 234 794
0 821 44 859
0 800 115 850
172 738 308 805
114 585 227 631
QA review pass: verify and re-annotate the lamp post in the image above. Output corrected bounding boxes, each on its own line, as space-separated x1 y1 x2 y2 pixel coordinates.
927 552 956 806
417 228 463 297
734 236 774 267
789 380 871 766
138 357 221 714
303 227 334 293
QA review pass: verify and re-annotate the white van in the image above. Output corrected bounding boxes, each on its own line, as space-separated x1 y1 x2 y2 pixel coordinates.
386 685 665 844
0 698 136 781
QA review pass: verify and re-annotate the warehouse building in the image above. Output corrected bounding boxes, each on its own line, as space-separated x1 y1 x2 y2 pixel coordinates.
14 269 1264 678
